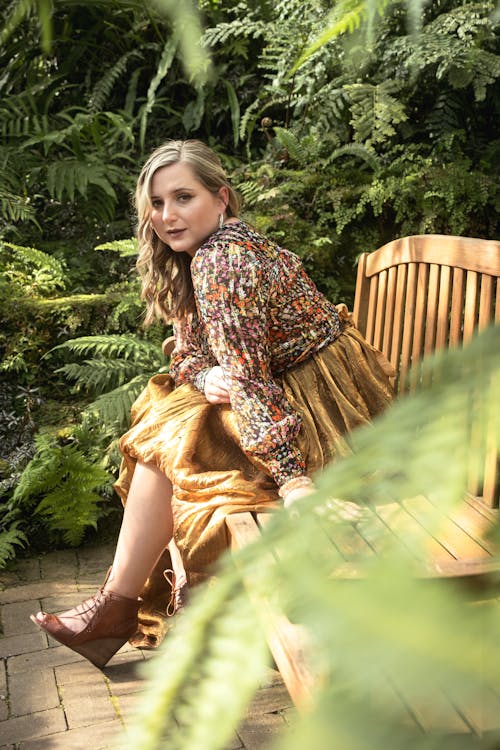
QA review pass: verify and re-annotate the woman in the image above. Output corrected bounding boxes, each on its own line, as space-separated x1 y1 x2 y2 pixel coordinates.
31 140 394 668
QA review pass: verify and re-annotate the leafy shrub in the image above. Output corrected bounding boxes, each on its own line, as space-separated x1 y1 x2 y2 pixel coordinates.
12 432 113 548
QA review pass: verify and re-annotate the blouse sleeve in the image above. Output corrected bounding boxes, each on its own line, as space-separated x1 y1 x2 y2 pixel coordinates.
191 239 306 487
168 315 217 390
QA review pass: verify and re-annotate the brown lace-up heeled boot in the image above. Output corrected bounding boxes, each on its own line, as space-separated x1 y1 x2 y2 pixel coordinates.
30 570 141 669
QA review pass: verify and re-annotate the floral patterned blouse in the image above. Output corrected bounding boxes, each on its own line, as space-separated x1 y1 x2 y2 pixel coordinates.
169 221 342 488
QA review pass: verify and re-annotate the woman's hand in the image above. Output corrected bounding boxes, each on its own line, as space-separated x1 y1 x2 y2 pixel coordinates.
204 366 231 404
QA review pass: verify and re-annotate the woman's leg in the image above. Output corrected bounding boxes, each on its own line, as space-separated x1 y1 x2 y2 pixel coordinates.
106 461 174 599
35 461 174 631
30 461 176 667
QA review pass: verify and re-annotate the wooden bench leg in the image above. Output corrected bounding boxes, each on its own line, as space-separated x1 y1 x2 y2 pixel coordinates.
226 512 316 708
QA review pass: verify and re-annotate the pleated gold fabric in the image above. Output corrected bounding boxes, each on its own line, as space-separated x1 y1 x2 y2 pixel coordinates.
115 323 394 589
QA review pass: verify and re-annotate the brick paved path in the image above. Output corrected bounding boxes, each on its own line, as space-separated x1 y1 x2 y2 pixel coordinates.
0 545 293 750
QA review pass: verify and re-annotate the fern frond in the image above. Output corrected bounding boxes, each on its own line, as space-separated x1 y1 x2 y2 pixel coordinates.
203 15 267 49
289 0 386 73
139 36 178 149
1 241 67 295
273 126 313 166
13 433 111 546
57 357 161 396
346 81 408 146
0 188 38 225
94 238 138 257
327 143 381 171
49 334 163 363
182 87 207 133
425 91 465 141
125 570 268 750
45 159 117 202
85 373 156 432
34 479 107 547
0 522 27 569
88 51 141 112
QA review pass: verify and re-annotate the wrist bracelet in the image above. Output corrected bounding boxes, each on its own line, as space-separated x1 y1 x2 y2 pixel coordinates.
278 475 314 498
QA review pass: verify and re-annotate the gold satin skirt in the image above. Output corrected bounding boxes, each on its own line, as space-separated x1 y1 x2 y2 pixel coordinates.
115 324 394 585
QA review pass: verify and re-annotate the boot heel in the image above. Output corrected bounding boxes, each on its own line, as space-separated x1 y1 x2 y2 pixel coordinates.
72 636 129 668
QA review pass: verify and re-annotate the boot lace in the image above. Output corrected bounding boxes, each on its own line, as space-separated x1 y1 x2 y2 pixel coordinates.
163 569 188 617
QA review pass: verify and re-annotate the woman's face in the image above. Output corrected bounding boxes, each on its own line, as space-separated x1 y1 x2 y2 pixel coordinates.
149 162 228 257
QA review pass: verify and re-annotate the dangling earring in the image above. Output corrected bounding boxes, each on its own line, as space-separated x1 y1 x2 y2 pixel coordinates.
218 213 224 230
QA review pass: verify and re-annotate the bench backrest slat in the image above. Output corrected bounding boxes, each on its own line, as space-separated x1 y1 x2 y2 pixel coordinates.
353 234 500 507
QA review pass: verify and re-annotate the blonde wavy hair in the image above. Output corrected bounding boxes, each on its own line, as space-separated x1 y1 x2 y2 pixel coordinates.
135 139 241 325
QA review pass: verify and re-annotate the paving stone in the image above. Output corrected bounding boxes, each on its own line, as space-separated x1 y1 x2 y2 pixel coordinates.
8 644 85 675
103 652 147 697
0 559 40 589
18 720 122 749
0 632 47 659
1 601 41 638
60 677 117 729
0 574 19 591
0 671 6 720
77 545 114 571
225 734 244 750
40 551 78 581
112 692 141 723
13 558 41 583
77 572 110 590
56 658 108 686
9 669 60 717
0 707 66 746
237 711 289 750
0 544 294 750
244 684 293 717
0 582 70 606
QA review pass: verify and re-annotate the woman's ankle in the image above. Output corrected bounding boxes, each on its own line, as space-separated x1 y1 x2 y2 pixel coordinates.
102 569 142 600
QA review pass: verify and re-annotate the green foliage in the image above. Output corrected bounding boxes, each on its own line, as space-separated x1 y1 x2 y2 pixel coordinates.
94 238 139 257
1 328 168 562
217 0 499 299
0 235 160 562
51 334 165 387
3 0 495 287
346 80 408 147
0 519 28 569
0 241 67 297
125 572 268 750
49 333 168 430
0 0 229 245
123 326 500 750
13 433 112 547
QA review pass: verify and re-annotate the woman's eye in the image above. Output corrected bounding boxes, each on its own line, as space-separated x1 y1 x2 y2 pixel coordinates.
177 194 191 203
151 199 162 209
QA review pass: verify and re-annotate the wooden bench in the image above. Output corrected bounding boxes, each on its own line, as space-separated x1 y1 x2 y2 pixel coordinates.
225 234 500 724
